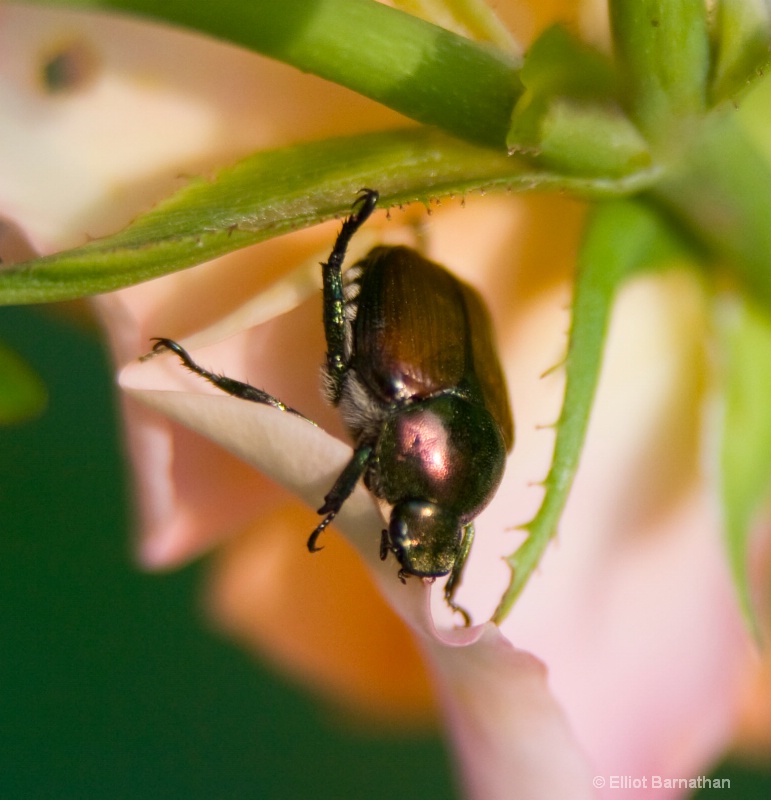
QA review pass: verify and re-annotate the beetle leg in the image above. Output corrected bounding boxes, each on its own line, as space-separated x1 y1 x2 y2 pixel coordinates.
444 522 474 627
308 443 373 552
150 338 311 421
322 189 379 401
379 529 390 561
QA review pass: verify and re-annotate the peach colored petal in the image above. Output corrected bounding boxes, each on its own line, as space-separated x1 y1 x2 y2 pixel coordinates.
733 522 771 758
120 396 283 568
488 0 589 48
206 503 439 727
95 246 337 565
734 652 771 760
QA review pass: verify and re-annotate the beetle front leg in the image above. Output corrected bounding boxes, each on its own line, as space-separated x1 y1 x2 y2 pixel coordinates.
150 338 310 421
308 443 373 552
322 189 379 402
444 522 474 626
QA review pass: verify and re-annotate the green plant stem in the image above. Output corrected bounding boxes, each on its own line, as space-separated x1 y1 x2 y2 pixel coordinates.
493 199 692 623
71 0 521 148
609 0 710 139
0 127 659 305
653 106 771 309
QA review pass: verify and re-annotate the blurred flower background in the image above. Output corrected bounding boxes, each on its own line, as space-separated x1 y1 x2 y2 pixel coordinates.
3 1 771 798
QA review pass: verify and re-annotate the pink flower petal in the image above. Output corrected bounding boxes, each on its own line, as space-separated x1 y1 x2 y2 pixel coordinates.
490 272 751 795
425 625 596 800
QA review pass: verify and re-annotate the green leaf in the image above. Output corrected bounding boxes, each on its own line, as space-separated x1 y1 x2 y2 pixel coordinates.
509 25 617 149
609 0 710 138
0 341 47 425
719 297 771 639
516 24 618 105
524 99 652 178
508 25 649 178
0 127 659 306
711 0 771 103
493 200 692 624
43 0 521 148
654 102 771 311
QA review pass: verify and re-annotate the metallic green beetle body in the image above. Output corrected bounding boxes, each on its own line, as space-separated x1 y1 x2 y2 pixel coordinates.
153 190 513 623
320 192 513 621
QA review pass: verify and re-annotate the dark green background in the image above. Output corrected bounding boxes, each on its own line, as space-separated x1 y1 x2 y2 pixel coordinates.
1 304 770 799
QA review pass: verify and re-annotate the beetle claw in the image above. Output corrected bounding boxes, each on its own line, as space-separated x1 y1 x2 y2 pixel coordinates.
307 515 332 553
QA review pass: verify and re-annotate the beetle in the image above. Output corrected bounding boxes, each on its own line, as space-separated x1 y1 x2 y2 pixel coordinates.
152 189 513 624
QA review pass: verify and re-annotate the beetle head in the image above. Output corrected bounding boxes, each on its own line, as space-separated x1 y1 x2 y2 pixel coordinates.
386 500 460 578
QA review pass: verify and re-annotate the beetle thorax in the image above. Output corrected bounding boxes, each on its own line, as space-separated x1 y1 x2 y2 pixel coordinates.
374 394 506 519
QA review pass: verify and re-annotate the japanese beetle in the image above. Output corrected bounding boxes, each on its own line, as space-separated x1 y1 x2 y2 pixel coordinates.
153 190 513 623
